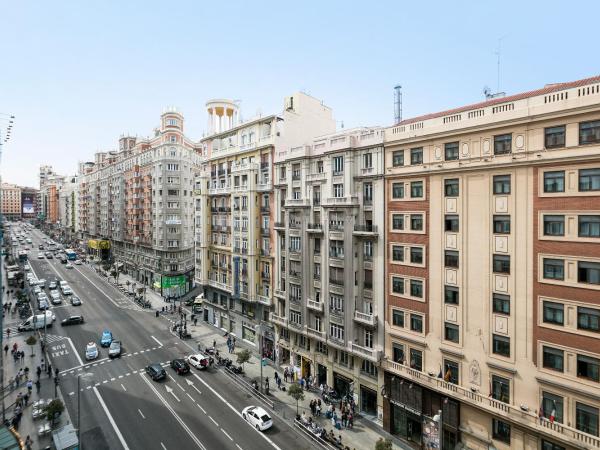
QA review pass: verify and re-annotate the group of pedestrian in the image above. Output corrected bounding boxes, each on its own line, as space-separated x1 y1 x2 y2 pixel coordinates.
226 335 236 353
309 398 322 416
283 366 294 382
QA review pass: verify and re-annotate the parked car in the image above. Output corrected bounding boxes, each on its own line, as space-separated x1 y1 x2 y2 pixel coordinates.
61 316 84 326
186 354 210 370
100 330 113 347
108 340 122 358
70 296 82 306
85 342 99 360
50 291 61 305
37 299 49 311
170 359 190 375
145 363 166 381
62 286 73 296
48 281 57 290
242 406 273 431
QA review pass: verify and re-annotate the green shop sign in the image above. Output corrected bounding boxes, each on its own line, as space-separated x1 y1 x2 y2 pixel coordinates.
161 275 186 288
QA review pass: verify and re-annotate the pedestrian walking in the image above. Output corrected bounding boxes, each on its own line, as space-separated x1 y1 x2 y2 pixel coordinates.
276 376 281 390
283 367 289 383
213 339 216 350
194 318 198 326
55 367 59 379
24 435 32 450
34 379 40 394
6 328 10 339
23 392 29 406
4 344 8 355
348 412 353 429
26 379 33 394
36 366 42 379
47 363 52 377
40 358 45 371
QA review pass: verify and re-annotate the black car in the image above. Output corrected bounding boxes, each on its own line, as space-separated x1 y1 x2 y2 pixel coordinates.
70 296 82 306
45 253 53 259
170 359 190 375
108 340 122 358
61 315 84 326
146 364 166 381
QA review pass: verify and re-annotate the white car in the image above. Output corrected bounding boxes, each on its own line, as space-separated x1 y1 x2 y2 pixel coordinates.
73 260 82 265
37 279 47 286
33 286 42 295
242 406 273 431
48 281 57 290
62 287 73 296
37 253 44 259
85 342 99 361
65 263 73 269
185 354 210 370
24 264 31 271
50 291 61 305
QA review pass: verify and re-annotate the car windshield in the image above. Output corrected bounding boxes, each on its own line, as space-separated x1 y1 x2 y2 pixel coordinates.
260 414 271 422
110 342 119 349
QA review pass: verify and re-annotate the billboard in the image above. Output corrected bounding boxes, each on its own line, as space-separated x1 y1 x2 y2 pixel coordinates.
22 193 34 214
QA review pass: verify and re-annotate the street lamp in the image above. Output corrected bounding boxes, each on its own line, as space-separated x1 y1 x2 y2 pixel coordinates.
77 372 94 449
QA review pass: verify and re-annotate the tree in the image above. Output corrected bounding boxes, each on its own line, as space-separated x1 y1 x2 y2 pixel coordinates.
374 438 392 450
236 349 251 371
25 335 37 356
45 399 64 426
287 383 305 417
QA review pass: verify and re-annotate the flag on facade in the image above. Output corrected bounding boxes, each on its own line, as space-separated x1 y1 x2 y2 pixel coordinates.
549 401 556 423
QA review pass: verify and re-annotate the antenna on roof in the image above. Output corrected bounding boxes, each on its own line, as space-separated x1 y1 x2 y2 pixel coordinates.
494 36 507 93
394 85 403 123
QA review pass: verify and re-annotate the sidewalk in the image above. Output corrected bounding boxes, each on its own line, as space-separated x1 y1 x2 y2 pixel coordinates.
186 318 409 450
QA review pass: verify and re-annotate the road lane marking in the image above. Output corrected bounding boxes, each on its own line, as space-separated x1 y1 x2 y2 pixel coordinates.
197 404 206 414
140 374 206 450
138 409 145 419
165 385 180 402
221 429 233 441
68 392 74 396
236 445 243 450
72 266 125 309
66 337 84 367
118 375 123 379
192 373 282 450
209 416 218 426
186 393 194 402
160 444 167 450
93 386 130 450
185 379 202 395
121 384 127 391
111 378 115 381
151 336 162 347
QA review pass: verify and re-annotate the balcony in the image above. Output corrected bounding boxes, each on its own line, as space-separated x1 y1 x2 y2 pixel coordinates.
307 299 323 312
260 205 270 213
257 180 272 192
354 311 377 327
307 172 326 182
306 327 326 341
256 295 271 306
208 185 231 195
289 295 302 304
274 221 285 230
350 343 380 362
288 270 301 279
306 223 323 233
232 184 248 193
353 224 379 236
270 313 288 327
324 196 359 207
382 359 600 450
285 198 310 208
274 289 286 298
261 227 270 237
208 279 231 293
261 271 270 281
329 276 344 286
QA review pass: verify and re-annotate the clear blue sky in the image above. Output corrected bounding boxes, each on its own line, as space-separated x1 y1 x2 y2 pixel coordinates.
1 0 598 187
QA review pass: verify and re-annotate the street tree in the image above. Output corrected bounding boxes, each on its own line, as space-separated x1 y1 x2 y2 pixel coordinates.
236 348 251 371
45 399 64 426
374 438 392 450
25 335 37 356
287 383 305 417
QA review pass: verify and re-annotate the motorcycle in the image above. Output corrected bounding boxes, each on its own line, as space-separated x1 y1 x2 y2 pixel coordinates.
231 365 244 375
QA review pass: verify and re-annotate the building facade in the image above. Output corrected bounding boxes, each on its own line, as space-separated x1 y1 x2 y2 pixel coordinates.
194 93 335 350
382 75 600 450
58 175 79 242
1 183 22 221
79 110 204 297
272 126 387 420
20 187 39 220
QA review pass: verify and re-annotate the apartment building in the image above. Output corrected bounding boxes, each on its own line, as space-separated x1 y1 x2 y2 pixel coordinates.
58 175 79 241
194 93 334 350
39 165 64 224
382 75 600 450
272 126 386 419
79 110 203 297
0 183 22 221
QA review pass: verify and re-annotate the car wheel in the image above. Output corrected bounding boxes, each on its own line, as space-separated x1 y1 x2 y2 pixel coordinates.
256 425 260 431
242 414 246 420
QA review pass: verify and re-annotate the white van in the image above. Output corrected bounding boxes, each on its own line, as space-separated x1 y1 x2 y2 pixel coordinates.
17 313 54 332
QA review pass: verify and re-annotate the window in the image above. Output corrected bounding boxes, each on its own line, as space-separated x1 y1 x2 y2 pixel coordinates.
492 293 510 315
409 349 422 371
391 245 404 262
579 215 600 237
392 309 404 327
410 280 423 298
578 307 600 332
410 214 423 231
576 402 599 437
166 163 179 171
543 346 564 372
332 156 344 174
494 134 512 155
392 151 404 167
444 323 459 343
492 419 511 444
410 181 423 198
493 215 511 234
410 147 423 165
541 440 565 450
333 184 344 198
444 251 459 268
443 360 459 384
290 236 301 252
363 183 373 203
577 354 600 382
493 175 511 194
492 334 510 357
543 259 564 280
391 276 404 294
330 323 345 341
444 286 459 305
330 294 344 313
491 375 510 403
579 168 600 191
541 392 564 424
329 240 344 258
544 171 565 193
392 342 405 363
578 261 600 284
445 215 459 232
363 153 373 169
410 314 423 333
392 183 404 199
317 161 324 173
545 125 566 149
444 178 459 197
579 120 600 145
543 301 564 325
392 214 404 230
493 254 510 274
410 247 423 264
290 310 302 325
292 164 301 180
444 142 459 161
543 215 565 236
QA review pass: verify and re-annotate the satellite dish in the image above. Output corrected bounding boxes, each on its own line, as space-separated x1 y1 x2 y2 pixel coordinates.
483 86 492 99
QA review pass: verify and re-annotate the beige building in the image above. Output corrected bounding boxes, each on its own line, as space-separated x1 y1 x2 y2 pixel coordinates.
1 183 22 221
382 75 600 450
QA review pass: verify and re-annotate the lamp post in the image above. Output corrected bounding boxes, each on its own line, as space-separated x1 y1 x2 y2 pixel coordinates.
77 373 94 449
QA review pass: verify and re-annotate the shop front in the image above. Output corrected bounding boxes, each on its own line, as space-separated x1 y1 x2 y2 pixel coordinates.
242 323 256 344
87 239 111 260
333 371 353 398
261 329 275 361
317 363 328 386
161 270 193 299
360 385 378 416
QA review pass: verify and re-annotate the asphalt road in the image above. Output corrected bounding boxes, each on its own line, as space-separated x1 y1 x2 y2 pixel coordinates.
20 229 309 450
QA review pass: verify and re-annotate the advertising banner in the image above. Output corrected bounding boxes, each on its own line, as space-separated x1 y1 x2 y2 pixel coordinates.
22 193 34 214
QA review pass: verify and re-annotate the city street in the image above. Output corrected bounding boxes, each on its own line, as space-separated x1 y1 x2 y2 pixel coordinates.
24 228 306 450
